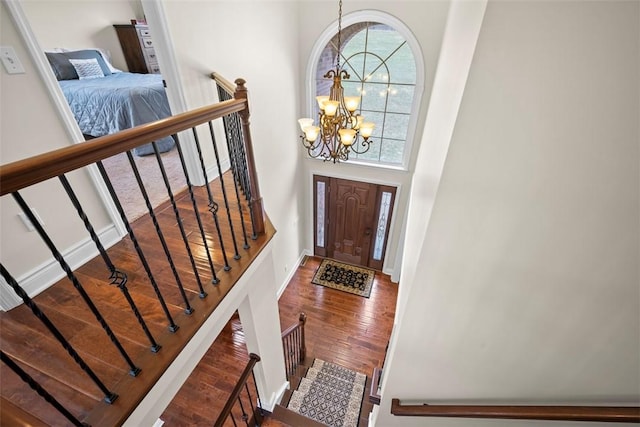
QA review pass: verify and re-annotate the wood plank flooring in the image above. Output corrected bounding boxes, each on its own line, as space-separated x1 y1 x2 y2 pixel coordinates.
1 164 398 426
0 170 275 426
160 255 398 426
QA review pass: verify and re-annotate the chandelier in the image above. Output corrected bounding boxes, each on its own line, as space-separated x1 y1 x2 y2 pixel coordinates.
298 0 375 163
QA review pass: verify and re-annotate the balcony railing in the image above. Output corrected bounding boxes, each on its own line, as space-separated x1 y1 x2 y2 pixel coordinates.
0 75 274 426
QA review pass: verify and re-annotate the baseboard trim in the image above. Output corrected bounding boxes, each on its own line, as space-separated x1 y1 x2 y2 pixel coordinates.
0 224 122 311
263 380 289 412
277 250 312 299
205 158 231 184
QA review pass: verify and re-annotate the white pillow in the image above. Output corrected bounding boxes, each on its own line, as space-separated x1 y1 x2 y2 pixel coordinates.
45 47 122 73
69 58 104 79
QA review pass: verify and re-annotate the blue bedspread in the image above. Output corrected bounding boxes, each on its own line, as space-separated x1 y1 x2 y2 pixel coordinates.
59 72 175 156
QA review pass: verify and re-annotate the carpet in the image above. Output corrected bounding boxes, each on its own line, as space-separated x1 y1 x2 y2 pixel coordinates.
311 259 375 298
287 359 366 427
101 147 187 222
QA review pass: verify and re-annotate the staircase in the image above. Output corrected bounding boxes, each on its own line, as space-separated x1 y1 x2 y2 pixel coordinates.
269 357 373 427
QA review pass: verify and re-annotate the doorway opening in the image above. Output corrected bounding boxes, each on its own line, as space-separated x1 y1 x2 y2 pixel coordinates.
313 175 396 270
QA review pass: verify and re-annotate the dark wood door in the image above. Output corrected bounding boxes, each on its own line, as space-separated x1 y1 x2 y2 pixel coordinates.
328 178 378 266
314 175 396 269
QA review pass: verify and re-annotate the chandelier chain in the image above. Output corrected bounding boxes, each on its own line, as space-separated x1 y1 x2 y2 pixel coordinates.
336 0 342 70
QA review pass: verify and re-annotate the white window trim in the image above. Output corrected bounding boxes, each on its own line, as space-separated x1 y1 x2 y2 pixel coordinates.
304 10 425 170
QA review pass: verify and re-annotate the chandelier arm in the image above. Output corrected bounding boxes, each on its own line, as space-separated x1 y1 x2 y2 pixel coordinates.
349 138 373 155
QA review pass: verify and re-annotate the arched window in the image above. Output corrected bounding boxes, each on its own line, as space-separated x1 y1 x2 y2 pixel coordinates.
309 12 423 168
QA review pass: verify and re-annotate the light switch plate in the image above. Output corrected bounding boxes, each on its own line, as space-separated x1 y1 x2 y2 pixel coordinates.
0 46 25 74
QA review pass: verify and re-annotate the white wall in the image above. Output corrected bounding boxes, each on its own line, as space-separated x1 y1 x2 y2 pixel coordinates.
376 1 639 426
297 1 450 278
160 0 304 289
0 1 113 306
21 0 144 71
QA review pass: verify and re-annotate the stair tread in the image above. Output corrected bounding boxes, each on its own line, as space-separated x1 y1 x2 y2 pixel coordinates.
272 404 328 427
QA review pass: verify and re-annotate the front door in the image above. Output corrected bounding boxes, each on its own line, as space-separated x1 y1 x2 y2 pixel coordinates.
314 175 396 269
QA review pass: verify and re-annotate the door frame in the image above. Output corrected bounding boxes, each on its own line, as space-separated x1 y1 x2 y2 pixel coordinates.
313 174 398 270
8 0 202 238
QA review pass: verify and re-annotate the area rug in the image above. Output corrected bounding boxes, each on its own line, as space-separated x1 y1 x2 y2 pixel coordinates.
287 359 366 427
311 258 375 298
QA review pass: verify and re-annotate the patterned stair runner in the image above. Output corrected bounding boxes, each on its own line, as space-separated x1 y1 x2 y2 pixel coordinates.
286 359 366 427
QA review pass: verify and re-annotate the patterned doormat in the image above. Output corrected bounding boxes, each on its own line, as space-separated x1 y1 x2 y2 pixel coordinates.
311 258 375 298
287 359 366 427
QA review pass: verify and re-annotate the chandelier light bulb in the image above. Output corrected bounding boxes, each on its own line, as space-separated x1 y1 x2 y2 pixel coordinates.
338 128 356 146
316 96 329 110
298 118 314 132
344 96 360 112
360 122 375 139
304 126 320 142
323 100 340 117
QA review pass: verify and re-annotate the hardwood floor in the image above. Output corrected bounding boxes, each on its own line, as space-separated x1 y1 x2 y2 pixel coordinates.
0 170 275 426
1 165 398 426
160 256 398 426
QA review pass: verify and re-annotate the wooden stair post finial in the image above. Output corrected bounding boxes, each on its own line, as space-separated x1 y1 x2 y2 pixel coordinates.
234 78 265 236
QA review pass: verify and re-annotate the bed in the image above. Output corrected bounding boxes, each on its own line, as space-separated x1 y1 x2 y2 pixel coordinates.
46 49 175 156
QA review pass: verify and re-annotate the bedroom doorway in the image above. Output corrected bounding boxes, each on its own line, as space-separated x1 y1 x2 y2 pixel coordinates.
313 175 396 270
14 0 200 234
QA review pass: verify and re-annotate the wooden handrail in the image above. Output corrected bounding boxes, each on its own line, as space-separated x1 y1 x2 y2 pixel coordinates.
214 353 261 427
211 72 236 96
391 399 640 423
281 312 307 339
0 98 246 196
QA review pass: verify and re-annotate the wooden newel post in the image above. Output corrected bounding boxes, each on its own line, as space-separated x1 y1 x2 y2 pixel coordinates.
234 78 265 236
299 312 307 361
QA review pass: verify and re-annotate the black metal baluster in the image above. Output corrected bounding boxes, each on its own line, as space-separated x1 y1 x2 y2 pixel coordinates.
290 331 295 374
294 330 300 368
0 265 117 404
12 192 140 377
125 151 194 315
96 160 179 332
251 370 264 417
207 121 241 260
231 112 251 200
221 116 250 250
243 384 255 425
172 134 219 285
284 338 290 378
190 127 231 271
228 111 257 239
151 141 207 298
58 175 160 353
1 351 91 426
237 394 249 425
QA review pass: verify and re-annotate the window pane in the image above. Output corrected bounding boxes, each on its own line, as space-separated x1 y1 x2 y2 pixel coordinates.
373 191 392 260
366 25 404 63
386 43 416 84
343 52 365 81
386 85 415 114
383 113 409 141
316 181 326 247
353 141 381 162
363 54 388 84
360 82 388 112
380 138 405 164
